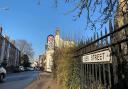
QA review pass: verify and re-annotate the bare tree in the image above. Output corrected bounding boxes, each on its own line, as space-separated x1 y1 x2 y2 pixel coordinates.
54 0 128 30
16 40 34 60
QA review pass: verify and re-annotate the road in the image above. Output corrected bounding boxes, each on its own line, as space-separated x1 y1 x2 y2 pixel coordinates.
25 72 61 89
0 71 39 89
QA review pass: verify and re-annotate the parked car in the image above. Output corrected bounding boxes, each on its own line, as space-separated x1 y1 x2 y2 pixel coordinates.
0 64 6 81
35 67 40 71
24 67 34 71
13 66 24 73
19 66 24 72
13 66 21 73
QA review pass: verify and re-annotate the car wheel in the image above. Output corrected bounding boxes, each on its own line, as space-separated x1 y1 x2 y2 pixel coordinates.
0 74 4 81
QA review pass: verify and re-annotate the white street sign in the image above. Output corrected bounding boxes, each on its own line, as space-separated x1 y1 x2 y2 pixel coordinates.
82 49 111 63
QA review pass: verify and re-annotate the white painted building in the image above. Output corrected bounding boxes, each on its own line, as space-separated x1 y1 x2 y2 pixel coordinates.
44 28 75 72
44 50 54 72
44 34 55 72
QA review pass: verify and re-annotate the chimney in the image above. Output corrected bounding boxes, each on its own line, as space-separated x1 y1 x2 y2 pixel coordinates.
56 27 60 36
11 40 15 45
5 35 9 41
0 26 3 34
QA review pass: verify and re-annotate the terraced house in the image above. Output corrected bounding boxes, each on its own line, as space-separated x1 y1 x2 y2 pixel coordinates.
0 27 20 72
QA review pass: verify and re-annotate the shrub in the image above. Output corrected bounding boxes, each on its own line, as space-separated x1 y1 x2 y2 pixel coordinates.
53 46 80 89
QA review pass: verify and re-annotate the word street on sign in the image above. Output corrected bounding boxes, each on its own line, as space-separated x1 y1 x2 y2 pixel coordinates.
82 49 111 63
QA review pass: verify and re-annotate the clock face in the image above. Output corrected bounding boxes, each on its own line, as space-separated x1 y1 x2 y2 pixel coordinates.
47 35 54 50
48 36 54 43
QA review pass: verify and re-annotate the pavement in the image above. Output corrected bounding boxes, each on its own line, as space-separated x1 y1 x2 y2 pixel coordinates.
0 71 39 89
25 72 61 89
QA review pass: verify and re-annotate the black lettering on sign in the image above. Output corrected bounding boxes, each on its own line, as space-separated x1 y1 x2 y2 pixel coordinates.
99 53 102 60
83 50 110 63
97 54 99 60
91 54 94 61
102 53 105 60
83 55 89 61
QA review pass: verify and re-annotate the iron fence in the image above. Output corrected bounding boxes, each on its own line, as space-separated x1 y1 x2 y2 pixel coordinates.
74 21 128 89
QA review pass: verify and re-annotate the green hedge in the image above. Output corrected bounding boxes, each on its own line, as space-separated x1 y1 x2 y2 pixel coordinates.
53 46 80 89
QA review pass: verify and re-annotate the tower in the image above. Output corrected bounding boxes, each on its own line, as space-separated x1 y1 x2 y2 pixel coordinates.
55 27 60 36
55 27 61 47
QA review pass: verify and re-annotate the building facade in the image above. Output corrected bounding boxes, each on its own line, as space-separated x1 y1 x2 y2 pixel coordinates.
0 27 20 72
43 28 75 72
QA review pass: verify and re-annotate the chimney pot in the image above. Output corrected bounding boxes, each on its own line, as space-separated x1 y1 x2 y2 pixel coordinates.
11 40 15 45
5 35 9 41
0 26 3 34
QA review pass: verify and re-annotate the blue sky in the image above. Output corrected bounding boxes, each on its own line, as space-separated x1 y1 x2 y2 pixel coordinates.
0 0 97 59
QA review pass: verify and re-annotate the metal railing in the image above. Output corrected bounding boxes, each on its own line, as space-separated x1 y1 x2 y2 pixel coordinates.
74 22 128 89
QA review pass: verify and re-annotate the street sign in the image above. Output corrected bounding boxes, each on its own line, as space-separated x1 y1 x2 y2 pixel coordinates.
82 49 111 63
